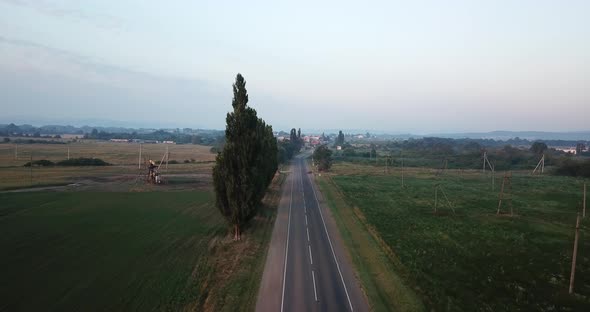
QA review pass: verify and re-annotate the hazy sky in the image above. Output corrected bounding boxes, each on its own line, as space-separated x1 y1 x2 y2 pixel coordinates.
0 0 588 133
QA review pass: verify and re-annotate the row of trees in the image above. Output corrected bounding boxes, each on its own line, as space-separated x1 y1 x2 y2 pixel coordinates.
83 129 223 145
331 137 590 174
213 74 278 240
277 128 303 163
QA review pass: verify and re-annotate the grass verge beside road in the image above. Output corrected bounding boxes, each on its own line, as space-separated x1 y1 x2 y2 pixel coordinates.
317 176 424 311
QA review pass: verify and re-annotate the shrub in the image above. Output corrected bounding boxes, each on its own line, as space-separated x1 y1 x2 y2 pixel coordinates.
23 159 55 167
553 158 590 178
56 158 111 166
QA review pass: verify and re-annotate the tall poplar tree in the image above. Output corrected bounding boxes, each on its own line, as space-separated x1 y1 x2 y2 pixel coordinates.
213 74 278 240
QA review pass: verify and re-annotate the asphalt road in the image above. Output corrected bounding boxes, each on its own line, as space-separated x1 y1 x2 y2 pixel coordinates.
256 156 368 312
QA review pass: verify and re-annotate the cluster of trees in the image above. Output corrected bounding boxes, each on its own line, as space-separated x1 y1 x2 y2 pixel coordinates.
83 129 223 145
0 123 224 146
213 74 278 240
333 137 590 172
1 138 65 144
23 158 111 167
0 123 220 136
333 130 345 147
554 158 590 177
277 128 303 163
313 145 333 171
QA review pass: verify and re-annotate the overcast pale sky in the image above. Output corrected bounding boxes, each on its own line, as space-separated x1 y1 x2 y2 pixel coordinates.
0 0 588 132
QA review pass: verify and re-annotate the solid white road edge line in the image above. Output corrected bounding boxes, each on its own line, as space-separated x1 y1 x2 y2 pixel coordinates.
280 167 295 312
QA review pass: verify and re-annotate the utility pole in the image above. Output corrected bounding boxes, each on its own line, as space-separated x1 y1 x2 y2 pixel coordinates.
165 145 169 170
497 172 513 216
483 151 486 173
401 151 405 188
15 144 18 160
532 154 545 175
29 153 33 186
492 169 495 191
583 182 587 218
434 184 438 213
67 147 70 160
569 213 581 294
138 143 142 169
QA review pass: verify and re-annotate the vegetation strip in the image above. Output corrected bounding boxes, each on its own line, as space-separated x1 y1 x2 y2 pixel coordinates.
317 175 424 311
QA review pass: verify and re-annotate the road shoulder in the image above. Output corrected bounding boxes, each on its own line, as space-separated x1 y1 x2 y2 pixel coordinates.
255 165 293 311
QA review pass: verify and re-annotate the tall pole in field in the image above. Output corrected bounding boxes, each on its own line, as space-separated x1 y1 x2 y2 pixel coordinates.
492 169 495 191
569 213 581 294
29 153 33 186
483 151 486 173
532 154 545 175
138 143 142 169
583 182 587 218
165 145 169 170
401 151 405 188
67 147 70 160
434 184 438 213
15 144 18 160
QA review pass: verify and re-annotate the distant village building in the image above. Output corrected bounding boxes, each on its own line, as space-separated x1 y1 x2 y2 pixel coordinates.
110 139 130 143
162 141 175 144
553 147 577 154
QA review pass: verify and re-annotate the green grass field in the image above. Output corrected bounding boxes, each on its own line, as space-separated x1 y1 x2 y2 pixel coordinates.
323 162 590 311
0 191 220 311
0 187 280 311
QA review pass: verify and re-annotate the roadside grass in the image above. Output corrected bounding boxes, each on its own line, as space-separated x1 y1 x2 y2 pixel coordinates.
0 172 284 311
196 171 285 312
323 161 590 311
317 177 425 311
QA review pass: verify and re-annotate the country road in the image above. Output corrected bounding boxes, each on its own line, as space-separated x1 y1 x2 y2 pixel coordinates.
256 156 368 312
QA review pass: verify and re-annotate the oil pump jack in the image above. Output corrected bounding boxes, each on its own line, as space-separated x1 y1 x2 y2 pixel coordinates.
146 150 168 184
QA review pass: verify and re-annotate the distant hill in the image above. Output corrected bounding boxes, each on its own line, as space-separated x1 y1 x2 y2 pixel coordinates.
427 131 590 141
